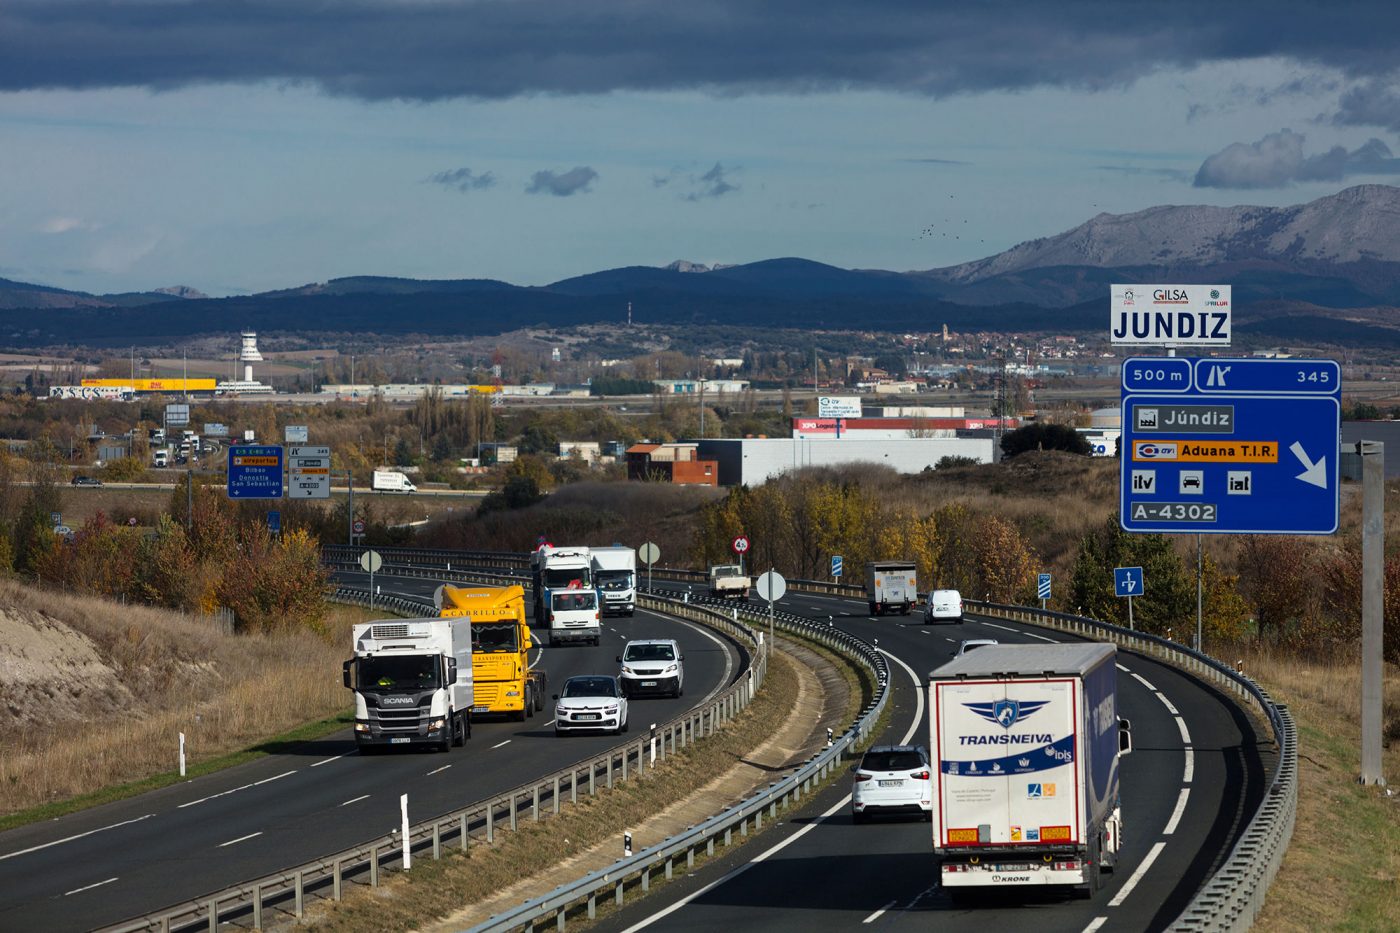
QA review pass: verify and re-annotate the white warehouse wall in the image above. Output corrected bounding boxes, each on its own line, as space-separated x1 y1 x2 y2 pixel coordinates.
696 437 994 486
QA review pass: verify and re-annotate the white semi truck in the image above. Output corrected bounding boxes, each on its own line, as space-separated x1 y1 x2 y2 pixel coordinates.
343 617 473 753
866 560 918 615
930 642 1131 897
591 546 637 617
372 469 418 493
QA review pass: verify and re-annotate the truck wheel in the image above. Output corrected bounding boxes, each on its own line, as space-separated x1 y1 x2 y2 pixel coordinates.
868 603 878 616
452 713 466 747
525 689 535 719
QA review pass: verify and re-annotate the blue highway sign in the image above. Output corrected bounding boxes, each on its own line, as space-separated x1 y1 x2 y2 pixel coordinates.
831 555 843 578
228 445 284 499
267 510 281 533
1114 566 1144 597
1037 573 1052 600
1121 357 1339 535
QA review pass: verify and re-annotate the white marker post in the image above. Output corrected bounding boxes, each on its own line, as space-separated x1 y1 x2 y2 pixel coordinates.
179 732 186 777
400 794 411 870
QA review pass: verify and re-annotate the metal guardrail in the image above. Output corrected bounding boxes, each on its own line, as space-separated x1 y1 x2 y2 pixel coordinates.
325 546 1293 930
102 583 768 933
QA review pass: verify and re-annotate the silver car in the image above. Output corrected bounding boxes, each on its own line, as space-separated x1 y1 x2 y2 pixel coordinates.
553 675 629 736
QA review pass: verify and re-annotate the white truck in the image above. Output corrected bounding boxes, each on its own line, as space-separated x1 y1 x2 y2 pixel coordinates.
708 564 750 599
343 617 472 753
546 588 602 646
866 560 918 615
531 545 593 623
153 448 169 468
372 469 418 493
591 546 637 617
931 642 1131 897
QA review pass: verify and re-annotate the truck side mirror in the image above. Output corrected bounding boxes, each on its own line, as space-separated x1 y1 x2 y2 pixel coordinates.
447 658 458 683
1118 718 1133 756
342 660 353 689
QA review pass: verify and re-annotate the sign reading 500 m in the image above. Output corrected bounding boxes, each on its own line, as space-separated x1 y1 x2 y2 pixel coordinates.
1111 284 1231 346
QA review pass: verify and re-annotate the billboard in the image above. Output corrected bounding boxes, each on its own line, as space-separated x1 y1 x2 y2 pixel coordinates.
818 396 863 418
1110 284 1231 346
82 378 218 392
49 386 132 400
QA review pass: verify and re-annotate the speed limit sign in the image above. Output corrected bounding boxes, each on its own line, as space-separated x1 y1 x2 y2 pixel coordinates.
353 519 366 534
732 535 750 555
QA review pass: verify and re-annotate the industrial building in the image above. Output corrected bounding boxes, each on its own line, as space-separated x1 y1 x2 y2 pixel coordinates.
626 443 719 486
696 437 994 486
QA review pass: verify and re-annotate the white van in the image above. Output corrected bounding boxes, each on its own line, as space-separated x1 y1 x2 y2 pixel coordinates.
549 589 601 646
924 589 963 624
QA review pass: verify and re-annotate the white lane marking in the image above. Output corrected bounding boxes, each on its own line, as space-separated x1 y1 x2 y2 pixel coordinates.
862 900 897 924
1174 716 1191 745
944 637 958 643
1129 672 1158 692
311 754 348 768
491 740 511 749
1023 631 1058 643
621 642 927 933
919 629 931 635
427 764 452 776
1108 840 1166 907
981 622 1018 633
0 813 154 863
543 718 556 726
1163 788 1191 835
529 646 546 669
64 877 118 896
1157 693 1181 716
177 770 296 809
1183 748 1195 784
1116 664 1130 672
217 831 263 848
1081 918 1109 933
340 795 371 806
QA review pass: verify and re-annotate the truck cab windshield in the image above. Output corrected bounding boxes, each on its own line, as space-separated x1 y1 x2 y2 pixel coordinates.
596 571 630 591
552 591 597 611
358 656 440 691
473 622 519 653
544 568 591 589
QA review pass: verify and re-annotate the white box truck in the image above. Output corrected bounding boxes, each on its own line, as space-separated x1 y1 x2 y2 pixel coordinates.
591 546 637 617
372 469 418 493
343 617 472 753
867 560 918 615
530 545 592 621
708 564 750 599
930 643 1131 896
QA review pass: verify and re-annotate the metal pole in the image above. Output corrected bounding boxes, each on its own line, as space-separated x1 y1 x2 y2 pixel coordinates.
1196 533 1203 652
1360 440 1386 785
187 468 194 532
347 470 354 546
1127 595 1134 631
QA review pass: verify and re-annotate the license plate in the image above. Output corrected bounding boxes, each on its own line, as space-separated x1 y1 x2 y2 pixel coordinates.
473 706 489 713
878 779 903 787
641 681 657 687
997 863 1032 871
390 737 411 744
576 713 599 721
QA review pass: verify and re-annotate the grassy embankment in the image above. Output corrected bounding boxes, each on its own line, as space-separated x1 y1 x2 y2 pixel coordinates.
0 582 376 831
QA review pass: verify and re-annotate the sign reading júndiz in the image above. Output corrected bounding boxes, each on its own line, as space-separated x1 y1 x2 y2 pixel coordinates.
1131 440 1278 463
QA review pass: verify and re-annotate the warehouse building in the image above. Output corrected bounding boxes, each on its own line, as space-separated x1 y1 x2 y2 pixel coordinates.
695 437 994 486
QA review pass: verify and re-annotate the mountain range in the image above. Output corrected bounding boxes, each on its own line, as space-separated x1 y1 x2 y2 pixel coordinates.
5 185 1400 346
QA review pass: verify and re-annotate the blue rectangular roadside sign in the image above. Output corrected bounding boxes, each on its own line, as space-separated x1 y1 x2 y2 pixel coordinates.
1037 573 1052 600
227 445 284 499
1120 357 1340 535
1114 566 1144 597
831 555 843 578
267 510 281 533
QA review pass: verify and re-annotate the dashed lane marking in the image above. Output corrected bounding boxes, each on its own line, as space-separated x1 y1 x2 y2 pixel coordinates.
1164 788 1191 835
64 877 117 896
1081 918 1108 933
178 770 296 809
0 813 154 863
491 740 511 749
217 831 263 848
862 900 897 924
1108 840 1165 907
340 795 370 807
427 764 452 776
310 754 348 768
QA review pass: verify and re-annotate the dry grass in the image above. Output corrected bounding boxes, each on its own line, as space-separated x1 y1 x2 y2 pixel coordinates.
1239 646 1400 931
0 581 363 817
309 636 871 932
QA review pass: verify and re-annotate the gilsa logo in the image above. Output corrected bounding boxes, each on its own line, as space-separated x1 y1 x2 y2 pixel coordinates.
1135 443 1178 460
964 698 1049 730
1152 288 1191 303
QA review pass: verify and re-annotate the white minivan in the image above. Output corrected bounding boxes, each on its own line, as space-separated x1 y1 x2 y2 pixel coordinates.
925 589 964 624
617 639 684 698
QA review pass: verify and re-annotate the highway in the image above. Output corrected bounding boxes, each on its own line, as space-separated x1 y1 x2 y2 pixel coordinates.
597 587 1270 933
0 574 746 932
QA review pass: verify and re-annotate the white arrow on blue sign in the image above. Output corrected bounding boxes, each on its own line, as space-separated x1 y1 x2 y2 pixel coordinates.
1114 566 1144 597
831 555 843 578
1037 573 1052 600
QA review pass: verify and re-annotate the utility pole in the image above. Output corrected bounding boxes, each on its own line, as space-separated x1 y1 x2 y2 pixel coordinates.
347 470 355 546
1360 440 1386 785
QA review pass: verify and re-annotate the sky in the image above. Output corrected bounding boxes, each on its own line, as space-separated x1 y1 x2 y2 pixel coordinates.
4 1 1400 297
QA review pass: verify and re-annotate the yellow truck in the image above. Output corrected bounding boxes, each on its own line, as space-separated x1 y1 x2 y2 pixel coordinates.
438 584 547 721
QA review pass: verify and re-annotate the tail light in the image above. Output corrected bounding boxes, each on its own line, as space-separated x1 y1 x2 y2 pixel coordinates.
854 772 872 782
594 612 599 620
911 770 930 780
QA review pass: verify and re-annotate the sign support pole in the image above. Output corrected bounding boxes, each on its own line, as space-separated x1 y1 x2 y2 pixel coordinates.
1361 440 1386 786
1127 595 1134 632
347 471 354 546
1196 534 1203 652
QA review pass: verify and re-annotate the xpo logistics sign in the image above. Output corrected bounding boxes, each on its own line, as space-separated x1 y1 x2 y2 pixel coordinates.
1111 284 1231 346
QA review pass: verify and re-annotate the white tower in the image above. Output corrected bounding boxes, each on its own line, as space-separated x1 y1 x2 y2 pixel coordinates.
239 332 263 383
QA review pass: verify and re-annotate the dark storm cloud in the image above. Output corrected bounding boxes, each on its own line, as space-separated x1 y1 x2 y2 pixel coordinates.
1193 130 1400 189
526 167 598 197
425 167 496 192
1334 77 1400 132
3 1 1398 101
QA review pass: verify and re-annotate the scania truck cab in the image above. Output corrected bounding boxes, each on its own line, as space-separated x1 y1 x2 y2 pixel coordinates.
344 617 472 753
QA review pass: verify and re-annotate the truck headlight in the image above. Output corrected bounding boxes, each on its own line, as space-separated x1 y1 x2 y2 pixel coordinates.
355 722 370 733
430 719 446 730
505 690 520 697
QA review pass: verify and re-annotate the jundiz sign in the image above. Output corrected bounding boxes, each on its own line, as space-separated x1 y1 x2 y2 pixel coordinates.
1110 284 1231 347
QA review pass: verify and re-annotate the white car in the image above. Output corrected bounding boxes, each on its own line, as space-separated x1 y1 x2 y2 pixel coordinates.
553 675 629 735
852 744 933 823
618 639 684 698
925 589 964 624
956 638 998 657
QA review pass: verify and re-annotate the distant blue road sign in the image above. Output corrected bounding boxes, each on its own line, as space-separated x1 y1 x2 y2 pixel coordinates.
831 555 843 578
1121 357 1340 535
267 510 281 533
227 445 284 499
50 511 60 527
1037 573 1052 600
1114 566 1144 598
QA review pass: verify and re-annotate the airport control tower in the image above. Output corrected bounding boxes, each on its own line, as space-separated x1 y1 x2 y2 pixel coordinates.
215 331 274 395
239 331 263 383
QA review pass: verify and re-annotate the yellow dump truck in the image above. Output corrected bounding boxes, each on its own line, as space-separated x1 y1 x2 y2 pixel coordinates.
438 584 546 721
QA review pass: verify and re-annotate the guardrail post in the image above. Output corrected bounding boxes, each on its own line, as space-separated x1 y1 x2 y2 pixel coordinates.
510 793 518 832
589 762 597 796
207 898 217 932
460 813 469 850
433 821 442 858
641 866 650 892
333 859 343 900
253 885 262 929
571 770 578 804
665 856 673 880
587 891 597 919
295 870 304 918
487 802 495 843
533 785 541 821
554 776 562 814
371 843 379 886
607 754 614 789
616 880 624 906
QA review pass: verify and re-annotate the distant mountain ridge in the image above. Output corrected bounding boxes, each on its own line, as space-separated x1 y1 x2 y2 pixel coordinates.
3 185 1400 344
